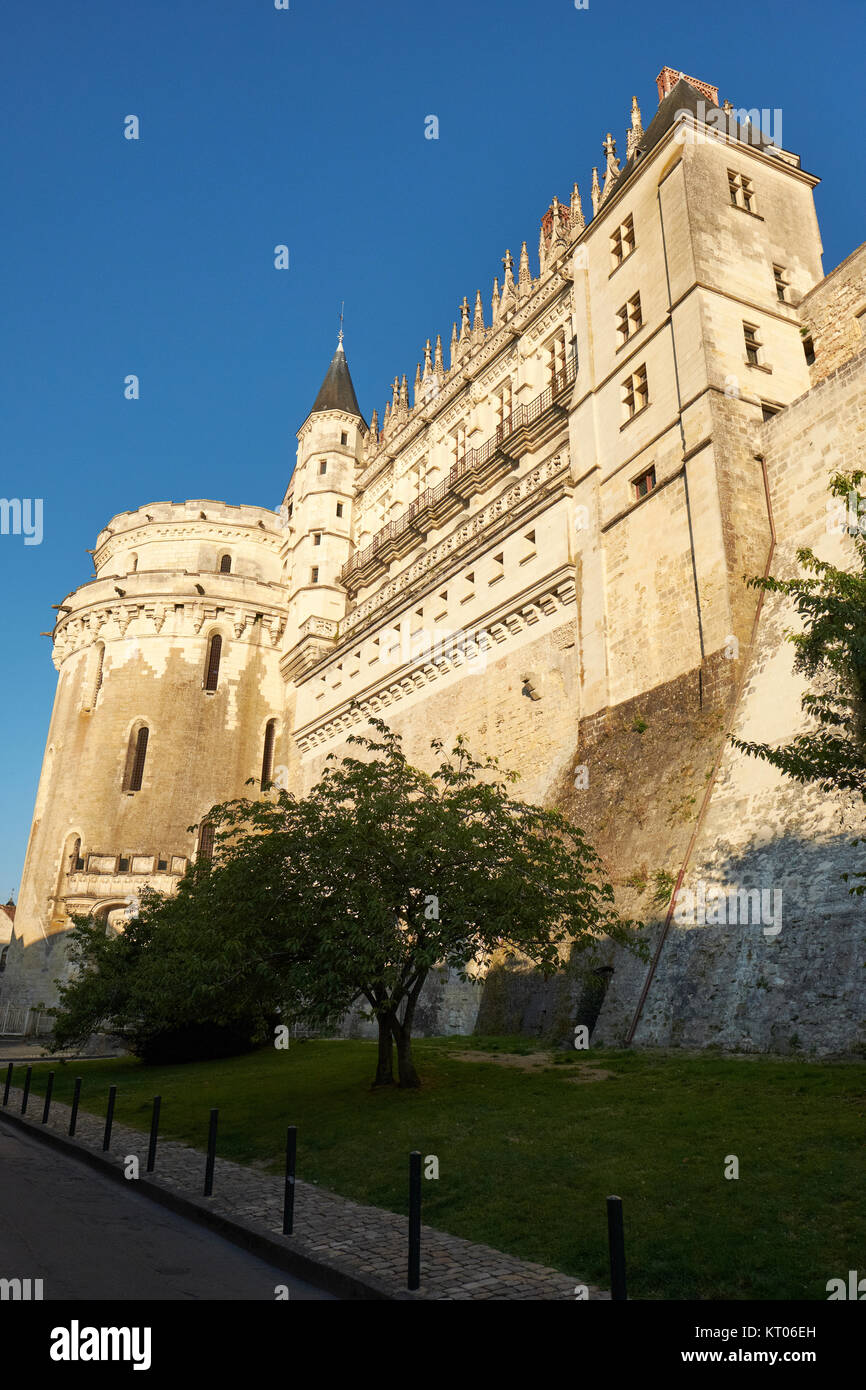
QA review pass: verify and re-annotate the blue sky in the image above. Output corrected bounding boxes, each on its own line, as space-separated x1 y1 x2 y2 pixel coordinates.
1 0 864 897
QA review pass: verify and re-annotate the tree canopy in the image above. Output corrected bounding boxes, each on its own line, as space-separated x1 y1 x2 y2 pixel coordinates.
51 717 639 1085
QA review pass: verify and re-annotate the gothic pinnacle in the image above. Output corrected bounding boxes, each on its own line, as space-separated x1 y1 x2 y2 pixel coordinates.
491 276 501 327
591 166 601 216
435 333 445 380
472 289 485 343
518 241 531 297
571 181 584 231
626 95 644 161
450 321 459 369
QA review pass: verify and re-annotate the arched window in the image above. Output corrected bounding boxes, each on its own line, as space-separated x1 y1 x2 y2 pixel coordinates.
204 634 222 691
69 837 83 873
124 725 149 792
219 554 232 574
129 553 138 573
261 719 277 788
198 821 215 862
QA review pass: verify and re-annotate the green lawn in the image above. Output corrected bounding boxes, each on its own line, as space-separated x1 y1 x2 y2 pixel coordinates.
7 1039 863 1300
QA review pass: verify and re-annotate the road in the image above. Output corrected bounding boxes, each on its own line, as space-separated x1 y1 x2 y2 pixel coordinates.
0 1118 337 1300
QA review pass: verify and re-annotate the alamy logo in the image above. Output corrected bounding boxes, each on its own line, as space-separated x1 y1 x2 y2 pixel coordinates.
0 1277 44 1300
674 99 783 150
673 880 782 936
0 498 43 546
49 1321 152 1371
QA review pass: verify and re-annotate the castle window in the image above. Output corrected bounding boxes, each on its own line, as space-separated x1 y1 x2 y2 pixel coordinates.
90 643 105 708
773 265 787 303
622 364 649 421
261 719 277 789
802 334 815 365
204 633 222 691
610 214 636 271
124 725 149 793
311 567 319 583
336 502 344 517
616 292 643 347
496 379 512 436
633 465 656 499
118 857 130 873
340 431 348 445
219 554 232 573
451 423 466 467
197 822 215 862
313 532 322 546
69 837 83 873
157 858 168 871
287 501 293 519
128 553 138 573
761 401 781 421
319 460 327 475
728 170 756 213
547 329 567 388
743 323 762 366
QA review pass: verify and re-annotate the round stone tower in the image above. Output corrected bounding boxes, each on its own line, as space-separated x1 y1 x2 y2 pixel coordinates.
4 499 287 1013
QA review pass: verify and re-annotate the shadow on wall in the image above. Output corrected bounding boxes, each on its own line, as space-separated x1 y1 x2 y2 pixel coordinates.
593 831 866 1057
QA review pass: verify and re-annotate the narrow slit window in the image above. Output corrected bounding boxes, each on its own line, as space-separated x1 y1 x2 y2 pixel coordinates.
198 822 215 862
125 726 149 792
204 634 222 691
261 719 277 789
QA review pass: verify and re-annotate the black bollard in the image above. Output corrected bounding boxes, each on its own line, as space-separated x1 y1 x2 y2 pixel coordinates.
606 1195 627 1301
41 1071 54 1124
20 1066 32 1115
2 1062 12 1107
283 1126 297 1235
68 1078 81 1137
203 1109 218 1196
146 1096 161 1173
102 1085 117 1151
408 1150 422 1291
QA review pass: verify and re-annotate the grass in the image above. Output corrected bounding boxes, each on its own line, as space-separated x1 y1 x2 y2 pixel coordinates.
8 1039 864 1300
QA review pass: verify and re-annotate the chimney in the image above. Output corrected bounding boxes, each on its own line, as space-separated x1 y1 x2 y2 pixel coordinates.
655 67 719 107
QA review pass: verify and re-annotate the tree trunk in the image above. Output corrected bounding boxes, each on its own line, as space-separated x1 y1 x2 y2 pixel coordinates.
372 1015 395 1088
393 1020 420 1088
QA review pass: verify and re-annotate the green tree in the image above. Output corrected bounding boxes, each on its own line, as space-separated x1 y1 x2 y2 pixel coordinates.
52 718 639 1086
731 469 866 891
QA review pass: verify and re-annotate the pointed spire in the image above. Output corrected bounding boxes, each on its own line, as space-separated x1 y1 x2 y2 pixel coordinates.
472 289 485 345
491 276 501 328
450 321 459 369
538 223 548 274
626 95 644 161
518 241 531 298
413 363 422 406
570 181 585 233
369 407 379 446
601 133 621 201
500 249 516 315
309 337 365 422
399 373 409 418
424 338 433 376
434 333 445 382
591 166 601 216
383 399 392 436
459 295 471 341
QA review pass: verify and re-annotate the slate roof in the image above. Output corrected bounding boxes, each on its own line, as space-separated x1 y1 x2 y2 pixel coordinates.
309 342 366 424
606 77 787 202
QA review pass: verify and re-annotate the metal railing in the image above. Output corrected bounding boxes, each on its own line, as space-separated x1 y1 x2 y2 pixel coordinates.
341 359 575 582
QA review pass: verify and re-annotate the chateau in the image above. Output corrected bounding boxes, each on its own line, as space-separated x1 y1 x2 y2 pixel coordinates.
4 66 865 1054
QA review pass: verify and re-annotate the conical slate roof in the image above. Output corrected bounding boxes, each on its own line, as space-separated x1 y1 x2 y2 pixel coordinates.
310 339 365 422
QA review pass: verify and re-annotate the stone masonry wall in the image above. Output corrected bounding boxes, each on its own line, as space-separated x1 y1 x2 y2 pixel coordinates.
594 344 866 1055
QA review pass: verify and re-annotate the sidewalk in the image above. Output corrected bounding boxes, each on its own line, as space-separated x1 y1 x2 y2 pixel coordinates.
1 1084 606 1301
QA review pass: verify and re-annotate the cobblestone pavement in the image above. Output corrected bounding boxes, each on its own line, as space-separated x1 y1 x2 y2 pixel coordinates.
2 1084 607 1301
